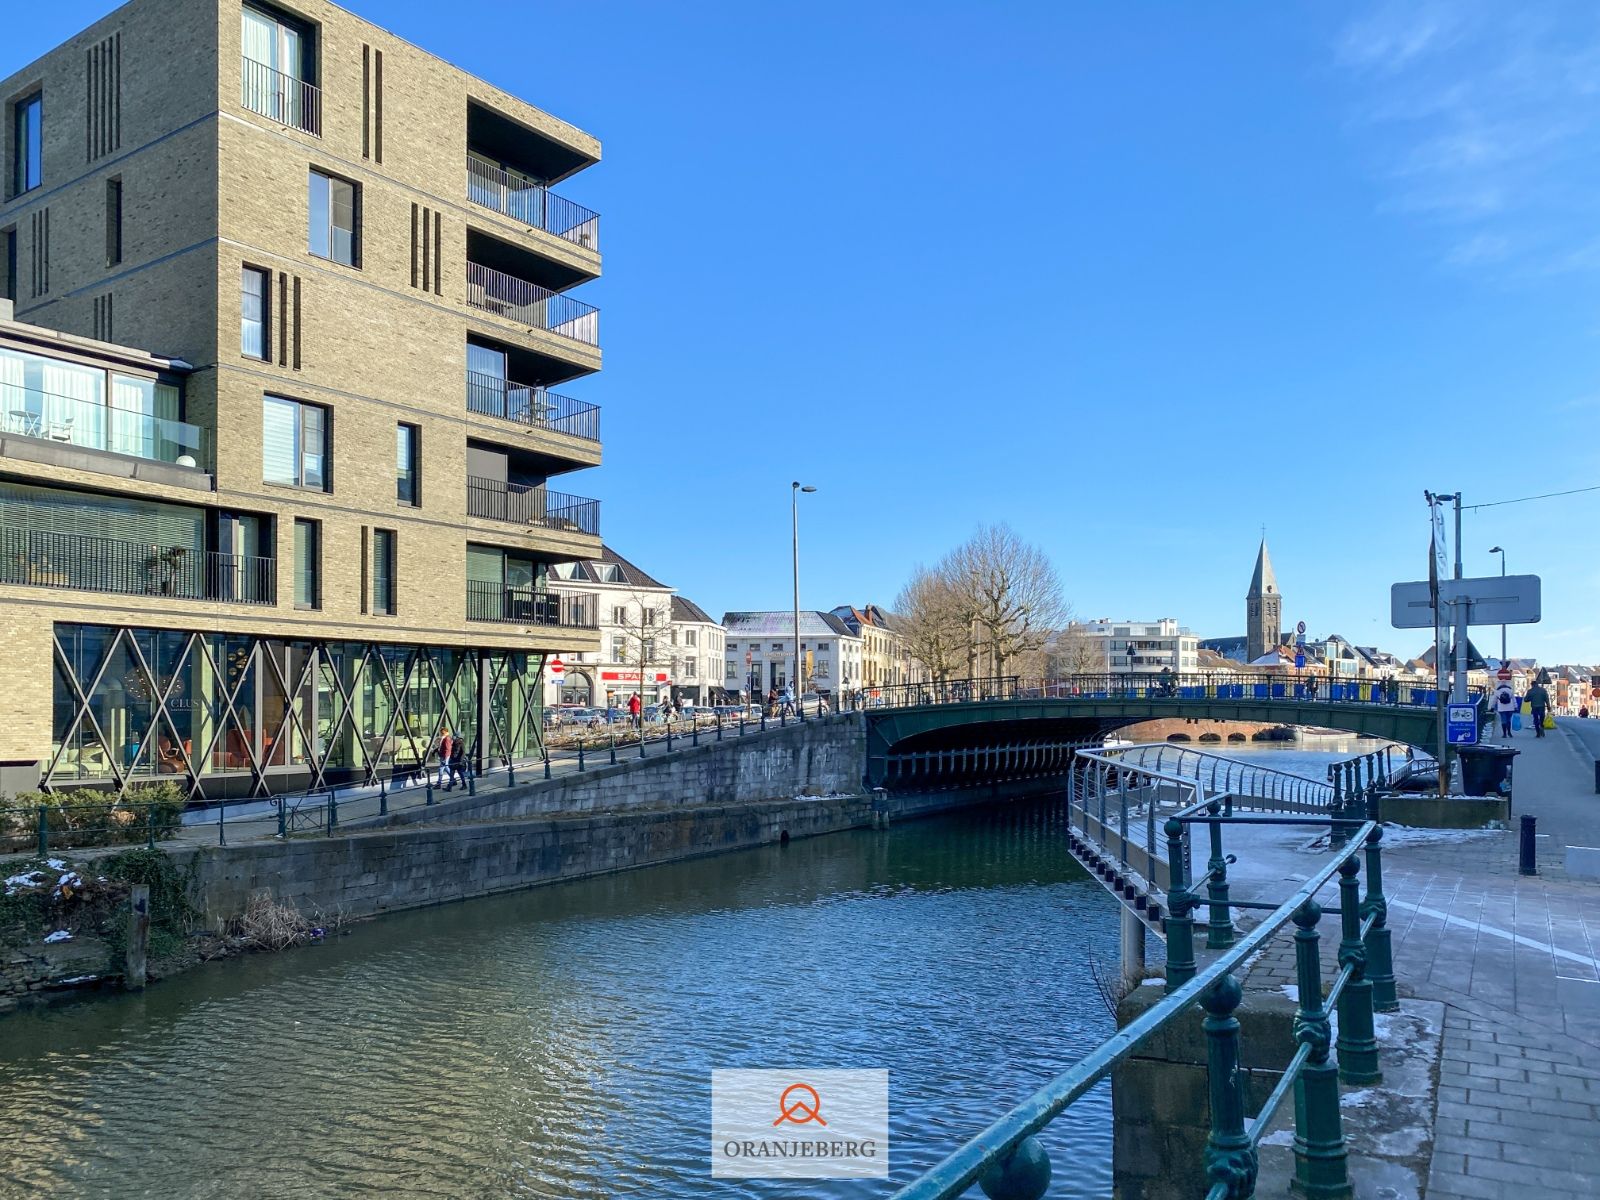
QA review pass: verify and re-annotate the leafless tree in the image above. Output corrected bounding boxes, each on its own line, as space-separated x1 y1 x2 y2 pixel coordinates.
1050 622 1107 678
945 524 1069 678
894 566 968 683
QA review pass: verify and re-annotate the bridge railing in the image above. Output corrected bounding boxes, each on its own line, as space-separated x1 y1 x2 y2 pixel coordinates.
863 673 1477 711
894 786 1396 1200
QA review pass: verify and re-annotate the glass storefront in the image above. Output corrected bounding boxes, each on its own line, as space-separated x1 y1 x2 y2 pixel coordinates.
47 623 546 801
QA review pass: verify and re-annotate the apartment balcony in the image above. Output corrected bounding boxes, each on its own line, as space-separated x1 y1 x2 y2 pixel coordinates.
1 528 275 605
2 385 209 470
465 370 600 443
466 477 600 537
466 582 599 628
240 57 322 137
466 262 599 348
467 153 599 251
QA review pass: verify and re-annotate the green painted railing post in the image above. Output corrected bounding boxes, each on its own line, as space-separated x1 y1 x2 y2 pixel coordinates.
577 741 585 772
1335 857 1380 1084
1291 899 1350 1199
1206 800 1235 949
146 807 156 850
976 1135 1052 1200
1361 817 1398 1013
610 733 617 765
1327 770 1346 850
544 752 552 780
278 797 288 837
1164 817 1197 992
36 805 47 857
327 790 338 835
1201 973 1257 1200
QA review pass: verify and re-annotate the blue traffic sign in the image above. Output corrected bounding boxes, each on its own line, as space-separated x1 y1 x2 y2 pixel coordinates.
1295 653 1306 669
1447 704 1479 746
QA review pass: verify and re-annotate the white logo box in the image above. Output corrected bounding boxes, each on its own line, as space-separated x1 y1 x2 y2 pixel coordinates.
711 1069 890 1179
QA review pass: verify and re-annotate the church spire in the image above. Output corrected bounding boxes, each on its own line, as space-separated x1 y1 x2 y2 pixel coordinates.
1248 538 1277 599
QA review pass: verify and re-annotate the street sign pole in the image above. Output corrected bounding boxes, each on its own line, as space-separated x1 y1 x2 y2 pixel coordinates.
1452 492 1467 705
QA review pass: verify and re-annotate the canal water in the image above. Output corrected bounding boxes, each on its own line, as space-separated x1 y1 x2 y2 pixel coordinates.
0 798 1126 1199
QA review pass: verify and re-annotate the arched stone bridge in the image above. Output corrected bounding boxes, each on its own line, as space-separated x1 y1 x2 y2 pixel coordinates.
862 675 1474 790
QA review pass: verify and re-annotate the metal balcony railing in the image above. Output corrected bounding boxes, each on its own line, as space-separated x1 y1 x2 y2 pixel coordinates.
465 262 599 347
240 57 322 137
1 383 209 469
0 527 275 605
465 477 600 536
465 582 599 627
466 153 600 250
465 370 600 443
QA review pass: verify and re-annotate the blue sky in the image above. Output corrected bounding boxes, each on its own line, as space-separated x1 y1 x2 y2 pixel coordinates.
14 2 1600 662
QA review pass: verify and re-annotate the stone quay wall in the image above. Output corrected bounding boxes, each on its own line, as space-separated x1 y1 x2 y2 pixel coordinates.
356 714 868 829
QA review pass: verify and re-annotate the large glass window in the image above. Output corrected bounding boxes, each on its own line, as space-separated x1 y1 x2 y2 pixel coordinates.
293 518 319 609
373 528 396 615
263 395 328 490
12 93 41 196
396 423 419 505
241 267 269 359
309 170 359 266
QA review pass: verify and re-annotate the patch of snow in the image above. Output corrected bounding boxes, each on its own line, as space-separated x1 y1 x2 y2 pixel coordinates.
1377 823 1503 848
791 793 855 802
45 858 67 870
57 974 99 985
43 930 72 944
54 871 83 893
4 870 45 895
1139 977 1164 987
1340 1088 1380 1108
1278 984 1299 1003
1258 1128 1296 1148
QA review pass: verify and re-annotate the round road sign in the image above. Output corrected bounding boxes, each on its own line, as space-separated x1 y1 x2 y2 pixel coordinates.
1297 621 1307 635
550 658 565 676
1497 666 1512 682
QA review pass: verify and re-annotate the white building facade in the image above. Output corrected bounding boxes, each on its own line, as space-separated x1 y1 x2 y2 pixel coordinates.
723 611 863 699
547 548 676 708
669 597 727 706
1066 618 1199 675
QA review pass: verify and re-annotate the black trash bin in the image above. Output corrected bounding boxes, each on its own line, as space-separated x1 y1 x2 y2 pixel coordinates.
1457 744 1518 798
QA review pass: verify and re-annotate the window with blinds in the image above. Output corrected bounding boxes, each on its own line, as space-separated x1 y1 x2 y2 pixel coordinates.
242 267 269 359
263 395 327 489
0 480 204 548
373 528 396 615
293 518 319 609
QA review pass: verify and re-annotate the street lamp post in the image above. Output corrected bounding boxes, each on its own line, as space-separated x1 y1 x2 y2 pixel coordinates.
1489 546 1506 666
792 482 816 709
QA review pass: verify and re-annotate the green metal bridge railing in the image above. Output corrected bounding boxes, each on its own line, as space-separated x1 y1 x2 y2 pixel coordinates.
893 754 1397 1200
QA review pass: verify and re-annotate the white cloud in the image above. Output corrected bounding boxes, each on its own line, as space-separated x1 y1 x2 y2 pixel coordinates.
1335 2 1600 275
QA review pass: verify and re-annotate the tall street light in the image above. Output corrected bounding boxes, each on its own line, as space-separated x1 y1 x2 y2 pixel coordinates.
1490 546 1507 666
793 482 817 705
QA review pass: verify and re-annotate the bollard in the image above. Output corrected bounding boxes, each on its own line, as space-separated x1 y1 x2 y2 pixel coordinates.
218 794 226 846
379 777 388 818
1362 823 1398 1013
761 713 767 732
1290 900 1350 1199
425 779 434 806
468 771 476 796
544 753 552 781
610 733 617 766
716 717 723 742
578 741 586 772
667 727 674 752
1335 858 1380 1084
125 884 150 992
1205 801 1235 949
639 732 646 759
1201 974 1257 1200
509 760 517 787
327 789 339 834
1163 818 1197 992
146 807 156 850
278 797 288 837
1519 814 1537 876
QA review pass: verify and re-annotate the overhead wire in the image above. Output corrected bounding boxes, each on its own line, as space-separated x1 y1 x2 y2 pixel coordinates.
1463 483 1600 511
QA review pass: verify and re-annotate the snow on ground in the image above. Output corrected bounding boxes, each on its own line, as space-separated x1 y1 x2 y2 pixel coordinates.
43 930 71 943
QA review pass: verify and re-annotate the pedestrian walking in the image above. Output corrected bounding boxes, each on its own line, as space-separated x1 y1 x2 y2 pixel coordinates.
436 729 454 788
1494 683 1516 738
1526 679 1551 739
445 736 468 790
628 692 642 730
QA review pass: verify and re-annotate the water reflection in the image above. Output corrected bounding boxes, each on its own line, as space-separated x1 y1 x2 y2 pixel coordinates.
0 797 1119 1198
